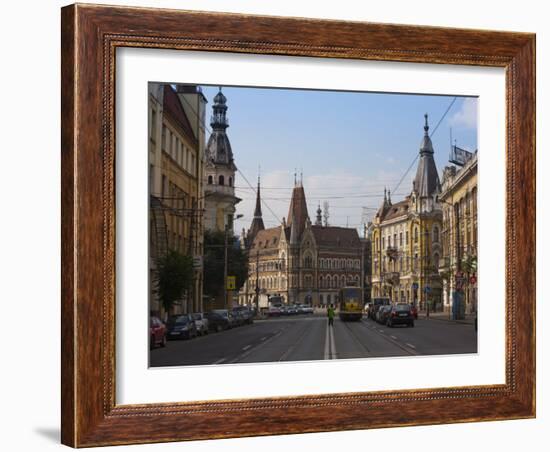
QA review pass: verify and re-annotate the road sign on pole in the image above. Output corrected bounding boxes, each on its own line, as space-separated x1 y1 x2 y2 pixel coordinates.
227 276 236 290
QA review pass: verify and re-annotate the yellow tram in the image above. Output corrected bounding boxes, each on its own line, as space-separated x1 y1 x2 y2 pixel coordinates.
338 286 363 321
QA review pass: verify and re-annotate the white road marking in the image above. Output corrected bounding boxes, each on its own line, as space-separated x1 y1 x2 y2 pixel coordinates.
379 329 385 333
324 322 330 360
390 335 397 340
329 323 337 359
242 345 251 351
213 358 226 364
260 336 267 341
405 343 416 349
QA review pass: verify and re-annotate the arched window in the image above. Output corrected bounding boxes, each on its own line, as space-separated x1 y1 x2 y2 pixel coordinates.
414 227 419 243
218 175 225 186
228 176 233 187
208 175 213 185
340 276 346 287
304 254 313 268
433 225 440 243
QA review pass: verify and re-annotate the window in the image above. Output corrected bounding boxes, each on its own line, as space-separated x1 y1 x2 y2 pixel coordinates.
433 226 440 243
228 176 233 187
161 125 167 150
208 175 213 185
399 232 403 247
150 109 156 139
414 227 419 243
406 231 409 245
304 255 312 268
219 175 225 186
393 233 397 247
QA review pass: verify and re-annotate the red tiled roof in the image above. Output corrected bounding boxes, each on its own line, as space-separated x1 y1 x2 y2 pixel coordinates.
311 226 360 248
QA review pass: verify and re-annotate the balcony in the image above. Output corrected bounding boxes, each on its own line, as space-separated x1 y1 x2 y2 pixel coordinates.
382 272 400 285
385 246 398 260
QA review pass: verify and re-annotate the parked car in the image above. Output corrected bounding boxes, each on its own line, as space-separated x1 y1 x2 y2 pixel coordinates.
149 316 167 349
206 311 231 332
268 304 283 317
298 304 314 314
369 297 391 320
167 314 198 340
209 309 236 329
230 309 246 326
376 305 392 324
232 306 254 324
191 312 209 335
286 304 298 315
386 303 415 328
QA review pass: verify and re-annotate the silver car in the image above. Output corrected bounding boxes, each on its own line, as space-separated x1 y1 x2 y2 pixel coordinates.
192 312 209 335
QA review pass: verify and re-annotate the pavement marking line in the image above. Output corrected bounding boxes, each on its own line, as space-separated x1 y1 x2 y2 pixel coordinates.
379 329 385 333
391 335 398 340
324 322 330 360
405 343 416 349
242 345 251 351
329 323 337 359
213 358 226 364
260 337 267 341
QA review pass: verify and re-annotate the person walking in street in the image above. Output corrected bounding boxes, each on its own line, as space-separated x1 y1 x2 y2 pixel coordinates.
327 304 335 327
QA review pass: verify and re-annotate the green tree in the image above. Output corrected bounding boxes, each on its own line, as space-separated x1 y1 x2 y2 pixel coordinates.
154 250 193 313
203 230 248 298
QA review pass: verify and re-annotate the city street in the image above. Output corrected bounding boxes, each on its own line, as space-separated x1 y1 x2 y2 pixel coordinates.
150 314 477 367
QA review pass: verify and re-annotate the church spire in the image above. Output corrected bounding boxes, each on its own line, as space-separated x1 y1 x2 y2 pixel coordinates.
210 87 228 131
247 172 265 244
413 113 440 198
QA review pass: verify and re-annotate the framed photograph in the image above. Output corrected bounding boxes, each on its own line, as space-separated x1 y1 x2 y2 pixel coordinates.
61 3 535 447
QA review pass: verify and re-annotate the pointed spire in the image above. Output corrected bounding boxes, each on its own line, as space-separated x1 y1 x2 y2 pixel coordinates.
290 209 299 245
387 189 392 205
253 174 262 218
413 113 440 200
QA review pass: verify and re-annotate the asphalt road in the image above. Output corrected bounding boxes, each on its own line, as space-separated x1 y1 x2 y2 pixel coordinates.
150 314 477 367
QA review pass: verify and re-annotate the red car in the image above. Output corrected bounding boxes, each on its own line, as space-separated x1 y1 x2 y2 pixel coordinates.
410 305 418 319
150 316 167 349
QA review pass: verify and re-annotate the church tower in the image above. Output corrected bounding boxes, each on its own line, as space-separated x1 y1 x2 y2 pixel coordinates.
411 114 441 213
203 88 241 232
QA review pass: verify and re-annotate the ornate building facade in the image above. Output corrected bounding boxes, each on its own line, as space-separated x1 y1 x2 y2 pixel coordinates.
203 88 241 233
371 115 443 310
148 83 206 317
438 152 478 316
239 179 363 308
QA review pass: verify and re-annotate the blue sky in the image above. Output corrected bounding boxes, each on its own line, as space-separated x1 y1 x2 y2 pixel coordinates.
200 85 478 234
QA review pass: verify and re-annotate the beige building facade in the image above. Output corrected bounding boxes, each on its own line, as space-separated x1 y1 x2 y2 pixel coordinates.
148 83 206 317
438 153 478 316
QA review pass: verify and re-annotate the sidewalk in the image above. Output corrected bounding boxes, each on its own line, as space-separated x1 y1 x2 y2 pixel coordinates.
419 311 476 325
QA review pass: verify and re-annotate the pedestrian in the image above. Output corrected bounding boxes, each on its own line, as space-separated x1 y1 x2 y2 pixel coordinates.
327 304 335 327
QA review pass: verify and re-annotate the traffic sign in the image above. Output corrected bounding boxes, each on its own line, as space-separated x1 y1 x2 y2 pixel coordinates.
227 276 236 290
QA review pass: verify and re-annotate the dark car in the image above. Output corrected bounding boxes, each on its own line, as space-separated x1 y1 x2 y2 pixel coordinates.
149 316 167 349
167 314 198 339
376 305 392 324
206 310 233 332
386 303 415 328
369 297 391 320
230 309 246 326
233 306 254 324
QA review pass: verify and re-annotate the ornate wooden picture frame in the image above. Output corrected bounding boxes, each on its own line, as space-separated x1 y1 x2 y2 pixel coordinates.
61 3 535 447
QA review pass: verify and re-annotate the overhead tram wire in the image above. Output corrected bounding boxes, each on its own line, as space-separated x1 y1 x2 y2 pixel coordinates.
390 96 457 195
176 88 283 225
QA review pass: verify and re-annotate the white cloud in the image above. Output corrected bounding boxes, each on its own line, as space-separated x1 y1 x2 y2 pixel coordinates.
449 98 478 129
